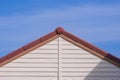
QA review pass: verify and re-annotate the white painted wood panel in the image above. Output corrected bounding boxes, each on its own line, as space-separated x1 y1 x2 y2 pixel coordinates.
30 49 58 53
38 45 58 49
61 38 120 80
46 39 58 45
0 37 120 80
62 72 120 76
58 37 62 80
1 77 120 80
21 54 58 58
1 72 120 77
0 38 59 80
0 77 57 80
62 45 81 49
0 68 58 71
61 41 72 45
61 38 72 44
62 64 117 68
62 50 92 54
62 68 120 73
62 54 98 58
62 68 120 72
12 59 58 63
62 77 120 80
47 41 58 44
62 59 106 63
20 56 58 59
0 72 57 76
3 63 58 67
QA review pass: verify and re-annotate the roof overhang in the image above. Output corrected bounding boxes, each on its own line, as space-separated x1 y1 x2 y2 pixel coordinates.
0 27 120 67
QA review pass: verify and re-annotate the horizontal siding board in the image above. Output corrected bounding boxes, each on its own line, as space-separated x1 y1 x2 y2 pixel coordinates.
21 56 58 59
62 54 98 58
0 68 58 71
62 50 91 54
47 41 58 45
0 38 58 80
0 77 57 80
62 45 80 49
61 38 120 80
0 37 120 80
12 59 58 63
62 77 120 80
0 72 57 76
61 41 74 44
1 77 119 80
62 59 104 63
38 45 58 49
20 57 58 59
61 41 72 45
29 50 58 53
21 54 58 58
62 72 120 76
62 63 118 68
4 63 58 67
62 68 120 72
62 67 120 73
61 39 73 42
46 40 58 45
62 62 108 64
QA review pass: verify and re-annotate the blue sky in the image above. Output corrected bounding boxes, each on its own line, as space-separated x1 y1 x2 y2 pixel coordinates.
0 0 120 58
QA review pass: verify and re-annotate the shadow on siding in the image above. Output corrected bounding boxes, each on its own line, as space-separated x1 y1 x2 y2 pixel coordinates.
84 60 120 80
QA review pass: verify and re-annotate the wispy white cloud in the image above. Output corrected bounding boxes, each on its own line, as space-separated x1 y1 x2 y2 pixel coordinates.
0 4 120 42
0 4 120 57
0 5 120 25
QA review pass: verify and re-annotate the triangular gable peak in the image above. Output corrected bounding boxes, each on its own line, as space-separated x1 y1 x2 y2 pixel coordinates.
0 27 120 67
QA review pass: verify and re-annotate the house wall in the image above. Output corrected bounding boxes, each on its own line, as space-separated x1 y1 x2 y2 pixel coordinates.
61 38 120 80
0 38 59 80
0 37 120 80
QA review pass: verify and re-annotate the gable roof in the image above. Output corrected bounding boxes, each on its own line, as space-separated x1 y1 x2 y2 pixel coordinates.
0 27 120 67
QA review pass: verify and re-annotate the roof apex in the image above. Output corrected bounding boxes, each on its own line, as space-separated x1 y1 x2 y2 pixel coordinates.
0 27 119 67
55 27 64 34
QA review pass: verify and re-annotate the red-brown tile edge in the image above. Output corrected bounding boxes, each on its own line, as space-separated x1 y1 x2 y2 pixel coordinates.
0 27 119 66
23 38 41 50
55 27 64 34
105 54 120 64
0 31 57 64
7 47 25 59
0 47 24 63
40 31 57 42
0 56 7 63
62 30 120 64
23 31 57 50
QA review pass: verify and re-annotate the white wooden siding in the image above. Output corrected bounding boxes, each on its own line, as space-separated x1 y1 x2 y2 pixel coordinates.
0 77 57 80
0 38 59 80
61 38 120 80
0 37 120 80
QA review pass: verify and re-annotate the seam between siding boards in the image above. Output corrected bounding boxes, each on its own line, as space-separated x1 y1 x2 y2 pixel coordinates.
58 37 62 80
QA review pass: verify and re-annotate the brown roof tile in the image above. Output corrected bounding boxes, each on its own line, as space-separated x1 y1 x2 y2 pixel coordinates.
0 27 119 67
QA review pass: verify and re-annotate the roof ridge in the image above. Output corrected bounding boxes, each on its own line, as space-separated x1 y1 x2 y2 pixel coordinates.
55 27 64 34
0 27 119 67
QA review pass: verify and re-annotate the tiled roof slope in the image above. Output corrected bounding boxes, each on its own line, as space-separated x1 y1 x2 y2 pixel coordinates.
0 27 120 67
